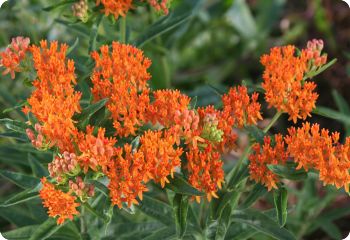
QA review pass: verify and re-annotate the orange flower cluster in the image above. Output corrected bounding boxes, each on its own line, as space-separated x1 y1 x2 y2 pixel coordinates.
222 86 262 128
249 134 288 190
24 41 81 152
77 126 117 173
0 36 30 79
186 144 224 202
96 0 169 19
285 122 350 192
91 42 151 137
107 130 182 207
39 178 80 224
260 43 323 123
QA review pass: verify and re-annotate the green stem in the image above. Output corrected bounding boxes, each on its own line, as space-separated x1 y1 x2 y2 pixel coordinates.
120 16 127 43
263 111 282 133
80 205 86 235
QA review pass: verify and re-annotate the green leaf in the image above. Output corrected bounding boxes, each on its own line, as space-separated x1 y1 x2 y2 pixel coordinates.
2 101 27 114
173 194 189 238
133 2 198 47
267 162 307 181
245 125 266 144
28 153 48 178
314 106 350 125
88 15 103 53
0 170 40 189
166 173 204 196
29 218 64 240
332 90 350 136
0 118 28 134
215 205 232 240
76 98 108 129
3 225 38 240
273 187 288 227
67 37 80 56
231 209 296 240
215 190 240 219
137 195 174 225
43 0 76 11
143 226 177 240
225 0 257 39
306 58 337 79
92 179 109 197
0 189 39 207
320 222 342 240
226 163 249 191
240 183 267 209
225 224 257 240
0 206 40 227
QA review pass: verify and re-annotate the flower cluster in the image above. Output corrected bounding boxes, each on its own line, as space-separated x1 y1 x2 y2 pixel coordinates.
91 42 151 137
96 0 169 19
249 134 288 190
0 36 30 79
48 152 81 183
260 39 327 123
23 41 81 152
39 178 80 224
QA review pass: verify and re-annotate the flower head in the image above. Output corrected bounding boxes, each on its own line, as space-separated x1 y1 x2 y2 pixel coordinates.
78 126 117 173
222 86 262 128
249 134 288 190
25 40 81 152
260 45 319 123
186 144 224 202
285 122 350 191
91 42 151 137
39 177 80 224
0 36 30 79
96 0 133 19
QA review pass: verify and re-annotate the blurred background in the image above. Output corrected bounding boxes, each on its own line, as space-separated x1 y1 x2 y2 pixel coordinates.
0 0 349 239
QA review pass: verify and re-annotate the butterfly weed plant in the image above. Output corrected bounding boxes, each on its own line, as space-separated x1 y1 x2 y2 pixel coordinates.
0 1 347 240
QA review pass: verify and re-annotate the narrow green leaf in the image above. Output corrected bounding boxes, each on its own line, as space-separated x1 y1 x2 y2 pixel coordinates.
133 2 197 47
215 205 232 240
0 170 40 189
43 0 76 11
215 190 240 219
173 194 189 238
29 218 64 240
76 98 108 129
0 118 28 134
67 37 80 56
143 226 177 240
3 225 39 240
307 58 337 79
273 187 288 227
92 179 109 197
0 189 38 207
166 173 204 196
137 195 174 225
225 224 257 240
226 163 249 191
245 125 265 144
332 90 350 135
267 162 307 181
231 209 295 240
314 106 350 125
28 153 48 178
240 183 267 209
2 101 27 114
320 222 342 240
88 15 103 53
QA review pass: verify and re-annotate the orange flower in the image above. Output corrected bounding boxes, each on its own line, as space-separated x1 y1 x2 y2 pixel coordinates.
285 122 350 191
106 145 148 208
198 105 237 152
96 0 133 19
222 86 262 128
186 144 224 202
139 130 183 187
147 90 191 128
0 36 30 79
91 42 151 137
77 126 117 173
248 134 288 191
39 177 80 224
260 45 318 123
25 40 81 152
